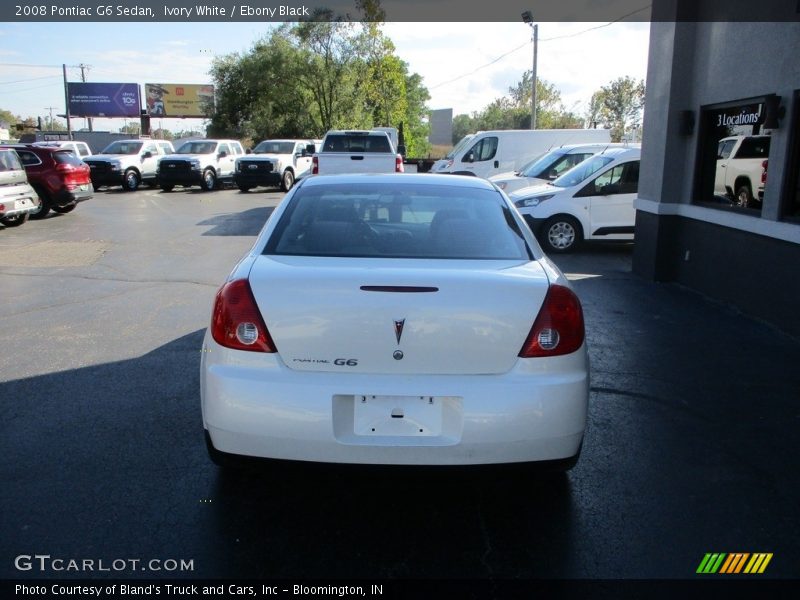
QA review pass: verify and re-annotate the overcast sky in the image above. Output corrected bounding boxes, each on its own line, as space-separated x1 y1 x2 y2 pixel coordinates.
0 21 649 133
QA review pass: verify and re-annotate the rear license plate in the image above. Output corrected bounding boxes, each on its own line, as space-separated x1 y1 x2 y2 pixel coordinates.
353 395 443 437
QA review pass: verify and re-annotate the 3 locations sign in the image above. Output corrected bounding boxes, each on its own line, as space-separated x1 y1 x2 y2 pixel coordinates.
145 84 215 118
67 82 140 118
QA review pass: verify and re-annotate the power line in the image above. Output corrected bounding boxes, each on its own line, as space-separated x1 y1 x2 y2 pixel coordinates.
0 75 62 85
428 6 651 93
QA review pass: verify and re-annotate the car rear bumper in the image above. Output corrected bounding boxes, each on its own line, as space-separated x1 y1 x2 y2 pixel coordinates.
201 334 589 466
55 185 93 207
0 193 40 217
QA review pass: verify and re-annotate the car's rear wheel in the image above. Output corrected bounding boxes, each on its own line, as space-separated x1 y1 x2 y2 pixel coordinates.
123 169 140 191
281 169 295 192
51 202 77 214
200 169 216 191
29 187 51 220
735 184 753 208
541 215 582 253
160 184 174 192
0 213 29 227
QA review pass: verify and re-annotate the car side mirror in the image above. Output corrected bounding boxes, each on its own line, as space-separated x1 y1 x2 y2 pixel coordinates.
465 151 474 163
142 151 152 159
246 148 252 154
218 151 227 158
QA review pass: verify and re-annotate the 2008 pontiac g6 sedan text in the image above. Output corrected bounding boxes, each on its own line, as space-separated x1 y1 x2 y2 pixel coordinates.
200 173 589 470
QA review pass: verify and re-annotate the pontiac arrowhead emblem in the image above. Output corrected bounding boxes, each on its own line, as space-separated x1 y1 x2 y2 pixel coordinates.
393 319 406 344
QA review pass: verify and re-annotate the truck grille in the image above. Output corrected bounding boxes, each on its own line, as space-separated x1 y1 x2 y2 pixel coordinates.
160 160 193 174
85 161 113 175
239 160 273 172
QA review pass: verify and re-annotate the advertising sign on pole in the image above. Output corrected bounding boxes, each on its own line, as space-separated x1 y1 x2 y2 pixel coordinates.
144 84 215 118
67 82 141 118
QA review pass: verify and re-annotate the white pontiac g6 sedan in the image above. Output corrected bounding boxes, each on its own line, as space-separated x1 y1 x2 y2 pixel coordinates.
201 173 589 470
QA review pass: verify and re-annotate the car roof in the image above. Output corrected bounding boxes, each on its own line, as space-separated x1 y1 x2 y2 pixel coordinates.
301 173 498 191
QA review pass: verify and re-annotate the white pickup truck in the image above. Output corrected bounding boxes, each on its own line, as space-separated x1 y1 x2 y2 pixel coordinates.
234 139 315 192
715 135 771 208
311 130 404 175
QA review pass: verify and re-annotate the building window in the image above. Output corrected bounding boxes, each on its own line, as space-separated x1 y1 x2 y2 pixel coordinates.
695 97 773 215
783 91 800 221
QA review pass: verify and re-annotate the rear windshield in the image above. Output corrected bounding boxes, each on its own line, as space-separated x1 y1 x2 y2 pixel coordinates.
53 151 84 166
0 150 24 171
321 134 392 153
253 141 296 154
101 141 142 155
176 141 216 154
735 137 770 159
265 182 532 260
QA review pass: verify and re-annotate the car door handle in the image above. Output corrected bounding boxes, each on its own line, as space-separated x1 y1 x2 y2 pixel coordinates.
494 160 499 168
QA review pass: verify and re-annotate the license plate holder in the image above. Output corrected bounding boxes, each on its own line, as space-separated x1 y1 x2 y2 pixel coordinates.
353 395 443 437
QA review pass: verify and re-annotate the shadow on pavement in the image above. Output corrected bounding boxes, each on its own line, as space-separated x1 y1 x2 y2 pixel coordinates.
197 207 274 236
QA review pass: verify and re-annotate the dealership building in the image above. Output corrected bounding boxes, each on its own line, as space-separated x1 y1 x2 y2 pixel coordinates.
634 1 800 336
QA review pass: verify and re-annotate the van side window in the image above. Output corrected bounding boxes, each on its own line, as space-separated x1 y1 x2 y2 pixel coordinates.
465 137 498 162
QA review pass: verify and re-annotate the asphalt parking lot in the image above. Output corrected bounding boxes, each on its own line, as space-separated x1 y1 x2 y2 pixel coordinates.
1 185 799 585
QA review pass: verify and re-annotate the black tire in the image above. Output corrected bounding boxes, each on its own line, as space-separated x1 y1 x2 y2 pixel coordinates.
123 169 140 191
28 187 50 220
51 202 77 214
735 184 753 208
200 168 216 192
0 212 29 227
160 184 174 192
280 169 295 192
237 185 253 192
541 215 582 254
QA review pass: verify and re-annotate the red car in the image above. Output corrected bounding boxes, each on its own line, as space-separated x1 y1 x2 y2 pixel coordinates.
0 144 93 219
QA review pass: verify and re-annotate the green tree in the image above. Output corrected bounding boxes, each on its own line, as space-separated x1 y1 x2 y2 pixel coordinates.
208 1 431 155
588 76 645 141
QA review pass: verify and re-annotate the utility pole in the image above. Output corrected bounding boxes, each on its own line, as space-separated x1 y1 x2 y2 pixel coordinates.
62 64 72 140
521 11 538 130
44 106 57 130
79 63 93 132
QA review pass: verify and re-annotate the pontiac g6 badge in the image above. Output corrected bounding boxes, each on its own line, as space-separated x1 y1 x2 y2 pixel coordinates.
394 319 405 344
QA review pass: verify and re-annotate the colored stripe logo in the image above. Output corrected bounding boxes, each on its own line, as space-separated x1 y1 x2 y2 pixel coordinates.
696 553 773 574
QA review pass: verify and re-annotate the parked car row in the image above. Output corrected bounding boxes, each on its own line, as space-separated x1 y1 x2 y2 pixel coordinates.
0 143 93 229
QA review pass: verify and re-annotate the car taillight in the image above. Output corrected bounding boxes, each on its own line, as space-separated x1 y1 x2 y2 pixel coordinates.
395 155 404 173
761 159 768 184
518 284 585 357
312 156 318 175
210 279 276 353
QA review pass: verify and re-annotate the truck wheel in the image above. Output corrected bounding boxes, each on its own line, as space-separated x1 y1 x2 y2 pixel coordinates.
29 187 51 220
201 169 216 191
281 169 295 192
541 215 582 254
160 184 174 192
735 184 753 208
51 202 77 214
1 213 29 227
123 169 140 191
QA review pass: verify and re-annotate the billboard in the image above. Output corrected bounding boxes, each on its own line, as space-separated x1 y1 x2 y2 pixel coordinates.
144 83 215 118
67 82 141 118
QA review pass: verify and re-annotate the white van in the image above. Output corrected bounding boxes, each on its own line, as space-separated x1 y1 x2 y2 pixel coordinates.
508 146 641 253
490 142 637 194
438 129 611 180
